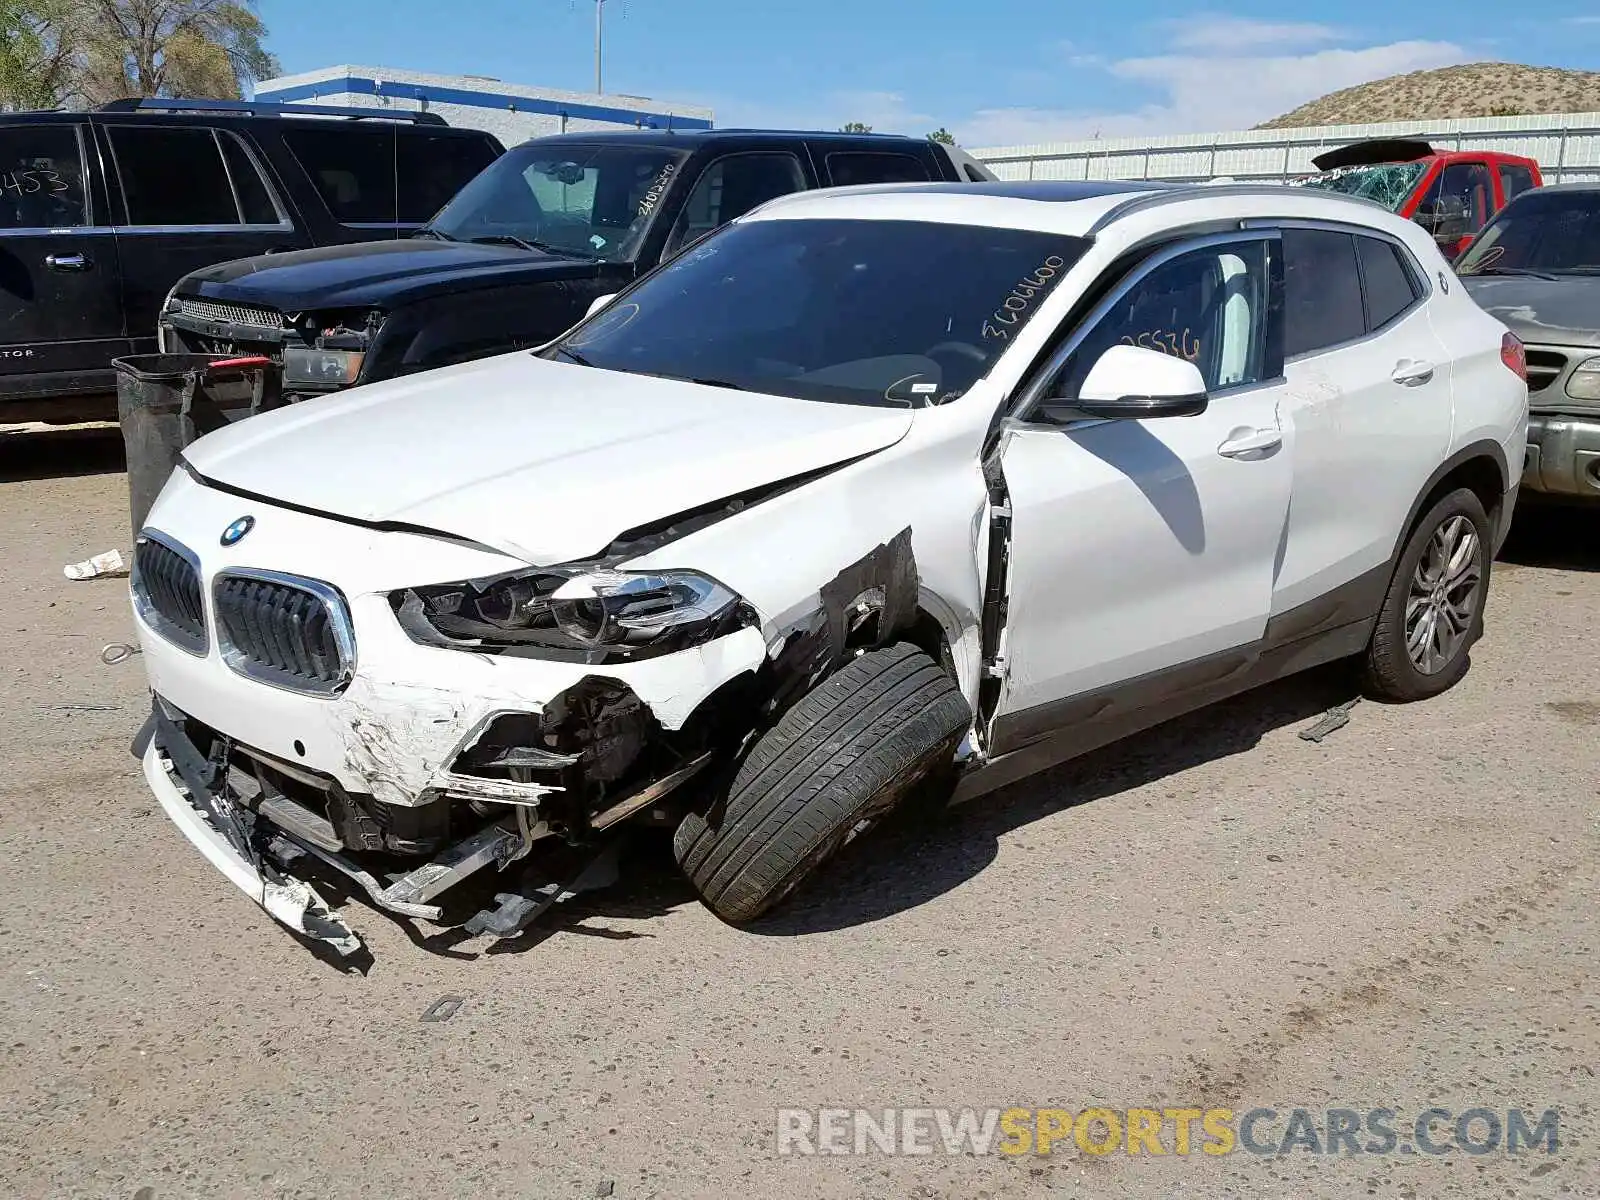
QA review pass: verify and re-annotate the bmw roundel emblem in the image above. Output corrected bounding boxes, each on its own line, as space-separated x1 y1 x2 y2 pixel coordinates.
220 516 255 547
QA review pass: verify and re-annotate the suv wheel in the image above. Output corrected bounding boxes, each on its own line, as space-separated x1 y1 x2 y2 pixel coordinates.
1363 487 1490 701
674 642 971 923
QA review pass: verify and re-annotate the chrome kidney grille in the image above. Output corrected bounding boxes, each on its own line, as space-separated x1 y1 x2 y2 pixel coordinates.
214 570 356 695
132 533 207 655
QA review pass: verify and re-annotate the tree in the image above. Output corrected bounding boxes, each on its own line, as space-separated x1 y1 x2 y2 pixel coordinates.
927 127 955 145
0 0 280 110
79 0 281 104
0 0 83 110
839 121 872 133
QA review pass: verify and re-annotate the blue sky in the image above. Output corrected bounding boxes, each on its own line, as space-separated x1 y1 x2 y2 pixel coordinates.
255 1 1600 147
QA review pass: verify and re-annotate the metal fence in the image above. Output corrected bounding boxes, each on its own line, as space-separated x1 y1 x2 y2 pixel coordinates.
972 111 1600 185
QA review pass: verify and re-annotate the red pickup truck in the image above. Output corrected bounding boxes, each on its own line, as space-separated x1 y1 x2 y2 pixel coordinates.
1292 138 1543 261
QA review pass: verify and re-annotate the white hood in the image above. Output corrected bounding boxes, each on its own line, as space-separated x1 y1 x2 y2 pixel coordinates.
183 352 913 565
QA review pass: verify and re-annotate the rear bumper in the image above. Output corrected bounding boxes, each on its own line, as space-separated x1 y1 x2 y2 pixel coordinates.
1523 412 1600 500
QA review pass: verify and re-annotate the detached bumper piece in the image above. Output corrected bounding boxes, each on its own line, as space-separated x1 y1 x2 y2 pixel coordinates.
139 705 609 956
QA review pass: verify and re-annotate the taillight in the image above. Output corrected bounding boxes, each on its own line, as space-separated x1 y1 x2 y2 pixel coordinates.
1501 331 1527 383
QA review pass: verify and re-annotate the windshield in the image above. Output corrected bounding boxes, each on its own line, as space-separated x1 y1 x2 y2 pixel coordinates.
545 218 1091 408
426 143 688 260
1456 191 1600 276
1292 161 1428 211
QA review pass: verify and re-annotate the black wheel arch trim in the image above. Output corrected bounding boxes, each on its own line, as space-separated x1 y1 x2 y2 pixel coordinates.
1386 439 1508 569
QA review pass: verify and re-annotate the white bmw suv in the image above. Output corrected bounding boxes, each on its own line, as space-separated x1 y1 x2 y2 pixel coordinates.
130 180 1529 954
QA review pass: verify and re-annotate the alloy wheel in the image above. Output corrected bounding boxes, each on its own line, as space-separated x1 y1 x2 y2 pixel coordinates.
1404 514 1483 675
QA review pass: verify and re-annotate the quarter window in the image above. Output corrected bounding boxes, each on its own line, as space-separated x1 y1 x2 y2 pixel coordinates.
1282 228 1364 357
665 153 807 253
1357 235 1420 331
110 126 241 226
0 125 89 228
826 152 930 186
1060 239 1273 396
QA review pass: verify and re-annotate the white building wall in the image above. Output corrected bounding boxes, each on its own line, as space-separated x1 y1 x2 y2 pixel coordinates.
974 111 1600 184
255 65 714 147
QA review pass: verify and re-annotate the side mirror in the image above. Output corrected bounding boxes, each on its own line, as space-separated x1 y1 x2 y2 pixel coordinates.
1039 344 1209 423
586 293 617 319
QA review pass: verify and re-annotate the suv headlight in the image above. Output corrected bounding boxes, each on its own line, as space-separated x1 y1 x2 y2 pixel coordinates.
393 567 753 660
1566 356 1600 401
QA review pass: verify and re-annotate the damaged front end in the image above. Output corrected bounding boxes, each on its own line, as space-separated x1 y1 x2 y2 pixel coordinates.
136 661 728 955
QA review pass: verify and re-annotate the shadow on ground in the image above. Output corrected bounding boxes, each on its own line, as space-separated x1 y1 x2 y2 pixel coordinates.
748 660 1361 936
1498 502 1599 572
0 427 125 482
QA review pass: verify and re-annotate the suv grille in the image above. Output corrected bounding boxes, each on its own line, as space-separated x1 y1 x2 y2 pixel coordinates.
214 572 354 695
132 534 207 654
171 298 282 334
1525 348 1567 394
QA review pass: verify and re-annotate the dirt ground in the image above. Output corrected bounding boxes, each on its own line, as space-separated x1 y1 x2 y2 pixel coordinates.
1 431 1595 1200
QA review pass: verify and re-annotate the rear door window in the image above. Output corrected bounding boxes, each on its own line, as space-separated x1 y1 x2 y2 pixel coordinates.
109 126 245 226
1282 228 1365 357
0 124 90 228
1356 236 1421 331
825 151 931 186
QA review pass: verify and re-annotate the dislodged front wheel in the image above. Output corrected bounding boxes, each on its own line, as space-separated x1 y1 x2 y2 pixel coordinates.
675 642 972 923
1364 487 1491 701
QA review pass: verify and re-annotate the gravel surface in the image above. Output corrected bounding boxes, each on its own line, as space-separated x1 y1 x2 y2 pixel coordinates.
1 433 1595 1199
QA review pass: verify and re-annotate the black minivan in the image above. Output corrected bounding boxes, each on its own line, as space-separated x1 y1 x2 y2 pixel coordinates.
0 98 502 421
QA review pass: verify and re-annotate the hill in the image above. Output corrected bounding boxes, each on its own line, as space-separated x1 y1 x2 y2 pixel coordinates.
1260 62 1600 129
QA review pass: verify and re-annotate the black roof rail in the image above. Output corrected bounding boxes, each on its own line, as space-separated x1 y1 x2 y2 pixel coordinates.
93 97 449 126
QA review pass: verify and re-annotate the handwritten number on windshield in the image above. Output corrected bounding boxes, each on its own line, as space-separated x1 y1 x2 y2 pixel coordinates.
982 255 1068 342
637 162 678 218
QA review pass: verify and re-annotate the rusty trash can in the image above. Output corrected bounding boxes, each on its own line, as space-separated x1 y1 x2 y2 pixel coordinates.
113 353 279 538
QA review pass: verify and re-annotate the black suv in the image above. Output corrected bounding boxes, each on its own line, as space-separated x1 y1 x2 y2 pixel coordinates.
0 98 502 420
160 129 997 401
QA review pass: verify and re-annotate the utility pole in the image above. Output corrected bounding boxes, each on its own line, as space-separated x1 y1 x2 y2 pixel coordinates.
594 0 605 94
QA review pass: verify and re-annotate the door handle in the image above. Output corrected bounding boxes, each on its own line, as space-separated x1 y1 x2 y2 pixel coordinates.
1392 359 1435 386
1217 428 1283 458
44 252 90 272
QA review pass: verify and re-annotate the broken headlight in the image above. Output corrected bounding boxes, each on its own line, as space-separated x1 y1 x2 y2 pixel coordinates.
394 568 754 660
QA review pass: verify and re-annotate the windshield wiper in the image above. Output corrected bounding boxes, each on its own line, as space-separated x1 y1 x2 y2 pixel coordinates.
411 227 458 242
470 234 595 258
550 346 596 367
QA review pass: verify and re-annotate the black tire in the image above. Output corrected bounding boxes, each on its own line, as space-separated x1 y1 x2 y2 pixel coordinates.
1363 486 1491 702
675 642 971 923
